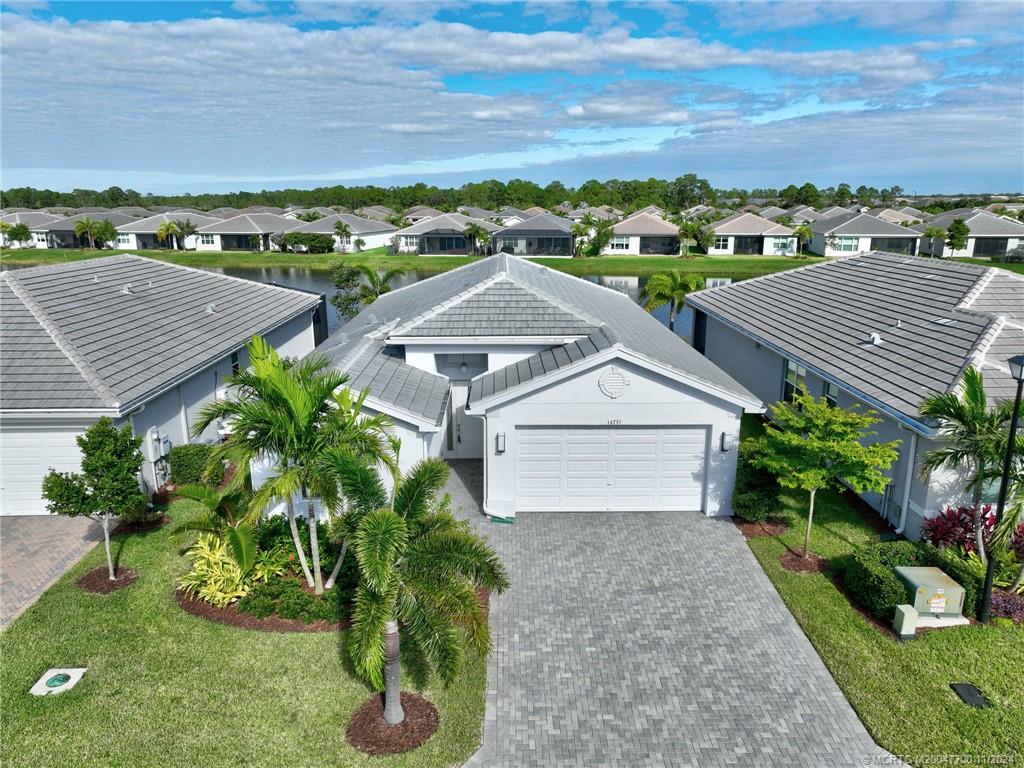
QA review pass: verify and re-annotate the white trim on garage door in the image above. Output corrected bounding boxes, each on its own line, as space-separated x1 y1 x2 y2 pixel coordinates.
1 424 87 515
515 426 708 512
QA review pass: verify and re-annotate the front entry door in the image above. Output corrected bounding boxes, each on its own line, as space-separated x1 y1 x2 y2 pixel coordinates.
446 381 484 459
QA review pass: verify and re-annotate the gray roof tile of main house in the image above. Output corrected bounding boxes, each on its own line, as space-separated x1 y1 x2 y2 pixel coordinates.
196 213 298 235
319 254 757 424
288 213 398 235
685 252 1024 429
1 255 321 412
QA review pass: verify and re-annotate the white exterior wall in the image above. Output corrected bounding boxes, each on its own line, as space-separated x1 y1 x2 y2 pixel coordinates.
810 234 873 256
335 231 394 252
707 235 734 255
921 236 1021 259
195 234 222 252
403 342 551 376
762 236 798 256
601 235 642 256
478 358 744 519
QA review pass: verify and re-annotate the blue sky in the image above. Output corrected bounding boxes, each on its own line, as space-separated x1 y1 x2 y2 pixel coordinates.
1 1 1022 194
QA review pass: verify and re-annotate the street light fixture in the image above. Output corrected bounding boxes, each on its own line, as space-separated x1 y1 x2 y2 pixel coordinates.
980 353 1024 623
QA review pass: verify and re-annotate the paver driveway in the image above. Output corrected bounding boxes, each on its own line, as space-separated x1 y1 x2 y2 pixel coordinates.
446 461 892 768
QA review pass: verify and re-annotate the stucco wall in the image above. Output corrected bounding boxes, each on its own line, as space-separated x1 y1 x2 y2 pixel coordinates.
700 318 786 406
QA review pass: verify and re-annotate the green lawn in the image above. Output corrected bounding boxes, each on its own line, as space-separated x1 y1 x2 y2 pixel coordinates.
746 472 1024 762
953 257 1024 275
0 499 486 768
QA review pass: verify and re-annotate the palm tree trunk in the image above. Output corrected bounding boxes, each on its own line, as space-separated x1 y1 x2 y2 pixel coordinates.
668 305 676 332
287 496 314 587
973 468 987 565
803 488 817 558
307 497 324 594
324 539 348 590
383 619 404 725
101 515 116 580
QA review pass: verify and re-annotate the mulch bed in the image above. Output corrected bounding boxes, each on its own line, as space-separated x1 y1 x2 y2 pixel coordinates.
779 549 828 574
115 514 170 535
991 590 1024 624
346 692 439 756
175 589 347 633
734 519 789 538
77 566 138 593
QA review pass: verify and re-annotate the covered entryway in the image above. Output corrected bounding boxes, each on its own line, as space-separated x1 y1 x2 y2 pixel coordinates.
1 423 91 515
515 426 707 512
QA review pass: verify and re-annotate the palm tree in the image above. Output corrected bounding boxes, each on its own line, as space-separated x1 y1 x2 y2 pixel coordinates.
320 453 509 725
794 225 813 256
463 223 488 256
193 336 394 594
356 265 404 305
676 220 703 256
920 366 1019 564
639 271 705 332
75 217 97 249
156 221 181 250
174 219 197 250
334 221 353 252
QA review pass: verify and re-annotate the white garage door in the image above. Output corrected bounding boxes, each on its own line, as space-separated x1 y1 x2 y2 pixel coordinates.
0 426 84 515
515 426 707 512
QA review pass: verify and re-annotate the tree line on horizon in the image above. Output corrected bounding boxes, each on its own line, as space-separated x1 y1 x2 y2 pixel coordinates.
0 176 1005 215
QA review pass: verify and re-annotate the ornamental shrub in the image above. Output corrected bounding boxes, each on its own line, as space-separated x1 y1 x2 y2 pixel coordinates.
237 578 345 623
280 232 336 254
168 443 223 486
842 541 931 620
921 505 994 552
731 448 780 523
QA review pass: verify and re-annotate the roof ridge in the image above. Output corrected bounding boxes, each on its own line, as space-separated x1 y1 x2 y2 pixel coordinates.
506 256 630 323
963 316 1007 388
388 272 508 336
956 268 997 311
2 271 120 408
371 254 497 302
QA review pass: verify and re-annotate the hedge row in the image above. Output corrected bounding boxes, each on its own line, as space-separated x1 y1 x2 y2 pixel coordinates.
168 443 224 486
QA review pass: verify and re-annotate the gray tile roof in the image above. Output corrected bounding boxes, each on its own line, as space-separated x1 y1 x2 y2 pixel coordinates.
394 213 499 236
916 210 1024 236
816 206 854 218
811 212 917 237
757 206 787 219
613 212 679 236
458 206 496 219
288 213 397 235
710 212 794 236
1 211 61 228
196 213 298 235
117 212 221 233
1 255 320 412
494 212 573 235
686 252 1024 428
356 206 396 221
35 212 138 231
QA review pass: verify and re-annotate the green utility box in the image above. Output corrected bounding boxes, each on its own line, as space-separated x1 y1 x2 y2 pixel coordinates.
895 566 965 617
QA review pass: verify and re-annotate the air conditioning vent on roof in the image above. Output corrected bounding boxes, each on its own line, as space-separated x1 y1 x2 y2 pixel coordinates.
863 331 883 346
121 283 133 295
206 302 217 314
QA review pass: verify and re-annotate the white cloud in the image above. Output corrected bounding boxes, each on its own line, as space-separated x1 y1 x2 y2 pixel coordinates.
231 0 269 15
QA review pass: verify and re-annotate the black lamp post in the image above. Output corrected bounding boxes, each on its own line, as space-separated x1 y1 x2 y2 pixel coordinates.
980 353 1024 624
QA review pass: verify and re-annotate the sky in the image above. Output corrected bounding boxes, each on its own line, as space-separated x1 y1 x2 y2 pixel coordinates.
1 0 1022 194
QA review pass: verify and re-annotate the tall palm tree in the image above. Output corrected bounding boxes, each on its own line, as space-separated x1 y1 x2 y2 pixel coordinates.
174 219 197 250
334 221 353 252
920 366 1019 564
463 223 488 256
639 271 705 332
320 453 509 725
193 336 394 594
794 225 813 256
156 220 181 250
356 265 405 305
75 217 97 249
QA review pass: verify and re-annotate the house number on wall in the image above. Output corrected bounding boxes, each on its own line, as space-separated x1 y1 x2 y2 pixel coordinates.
607 419 622 425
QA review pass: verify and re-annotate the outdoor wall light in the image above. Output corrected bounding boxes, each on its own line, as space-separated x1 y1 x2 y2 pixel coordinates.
495 433 506 454
720 431 734 453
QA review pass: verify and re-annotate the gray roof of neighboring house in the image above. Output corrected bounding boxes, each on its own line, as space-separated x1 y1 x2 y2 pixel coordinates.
319 254 757 424
2 211 61 228
567 206 618 220
117 212 221 233
0 255 320 412
288 213 398 235
686 252 1024 428
109 207 154 217
816 206 853 218
35 212 138 231
493 207 528 220
356 206 396 221
405 206 444 218
394 213 499 236
810 212 917 237
613 212 679 236
709 212 794 236
196 213 298 235
757 206 787 219
494 212 573 235
522 206 549 216
458 206 496 219
899 206 926 218
913 210 1024 236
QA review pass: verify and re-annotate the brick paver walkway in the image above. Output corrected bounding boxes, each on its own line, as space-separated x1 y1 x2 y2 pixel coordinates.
1 515 102 627
445 461 896 768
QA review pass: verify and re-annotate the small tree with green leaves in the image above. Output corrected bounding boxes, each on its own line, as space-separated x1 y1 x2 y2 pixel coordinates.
41 418 147 580
746 391 900 558
330 262 363 318
923 225 946 255
8 222 31 247
75 217 98 249
794 224 813 256
946 218 970 252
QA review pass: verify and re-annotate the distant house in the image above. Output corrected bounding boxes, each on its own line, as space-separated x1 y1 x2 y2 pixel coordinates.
458 206 496 219
492 207 529 226
109 206 155 218
810 212 918 256
522 206 549 216
356 205 397 222
29 212 139 249
393 213 499 255
404 206 445 224
686 252 1024 540
705 212 796 256
779 205 821 224
680 204 715 220
1 212 61 248
603 212 680 255
868 207 923 225
115 212 221 250
566 205 618 222
281 206 339 220
287 213 397 252
493 213 574 257
194 213 298 251
755 205 787 220
915 209 1024 259
816 206 854 219
0 255 325 514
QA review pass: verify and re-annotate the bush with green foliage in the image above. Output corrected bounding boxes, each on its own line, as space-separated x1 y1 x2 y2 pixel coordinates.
280 232 336 253
168 443 223 486
238 577 347 623
178 534 288 607
731 448 780 522
842 541 927 620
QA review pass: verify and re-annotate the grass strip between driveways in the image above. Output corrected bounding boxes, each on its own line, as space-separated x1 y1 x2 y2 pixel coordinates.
0 499 486 768
747 487 1024 764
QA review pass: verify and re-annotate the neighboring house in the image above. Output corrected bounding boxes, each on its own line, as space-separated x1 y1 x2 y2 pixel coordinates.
206 207 241 218
405 206 445 224
816 205 854 219
194 213 298 251
29 212 138 248
681 204 715 220
897 205 926 219
810 212 919 256
115 212 220 250
287 213 397 252
0 255 326 514
686 252 1024 540
492 207 528 226
566 206 618 222
356 205 397 221
1 212 61 248
109 206 154 218
522 206 549 216
603 212 680 255
705 212 797 255
868 207 922 225
393 213 499 255
781 204 821 224
915 209 1024 259
458 206 496 219
319 253 761 519
281 206 338 220
493 213 574 257
756 206 787 220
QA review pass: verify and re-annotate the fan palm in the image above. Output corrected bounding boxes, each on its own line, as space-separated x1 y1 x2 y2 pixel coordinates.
75 217 97 249
320 453 509 725
334 221 353 252
920 366 1019 564
639 271 705 332
193 336 394 594
156 220 181 250
356 265 404 305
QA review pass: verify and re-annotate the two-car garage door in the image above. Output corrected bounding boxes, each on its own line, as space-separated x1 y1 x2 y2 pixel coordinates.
516 426 708 512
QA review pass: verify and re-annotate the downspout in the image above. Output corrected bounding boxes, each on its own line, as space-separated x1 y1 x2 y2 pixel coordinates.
895 431 918 535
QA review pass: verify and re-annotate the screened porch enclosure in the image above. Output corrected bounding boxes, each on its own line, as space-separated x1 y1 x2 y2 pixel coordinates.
732 236 762 254
639 236 680 255
870 237 917 255
495 235 572 256
419 234 469 254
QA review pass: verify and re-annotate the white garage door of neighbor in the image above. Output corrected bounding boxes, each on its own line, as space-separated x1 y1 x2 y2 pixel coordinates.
515 426 707 512
0 427 83 515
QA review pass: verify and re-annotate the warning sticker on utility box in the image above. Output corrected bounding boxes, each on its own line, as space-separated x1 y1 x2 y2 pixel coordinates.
928 589 946 613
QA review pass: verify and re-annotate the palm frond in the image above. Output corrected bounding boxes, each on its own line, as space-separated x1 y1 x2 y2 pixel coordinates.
405 529 510 592
348 582 397 689
354 508 407 593
394 458 450 522
396 589 464 686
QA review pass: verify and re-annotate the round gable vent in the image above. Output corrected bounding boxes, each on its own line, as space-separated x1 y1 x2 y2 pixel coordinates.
598 366 630 399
